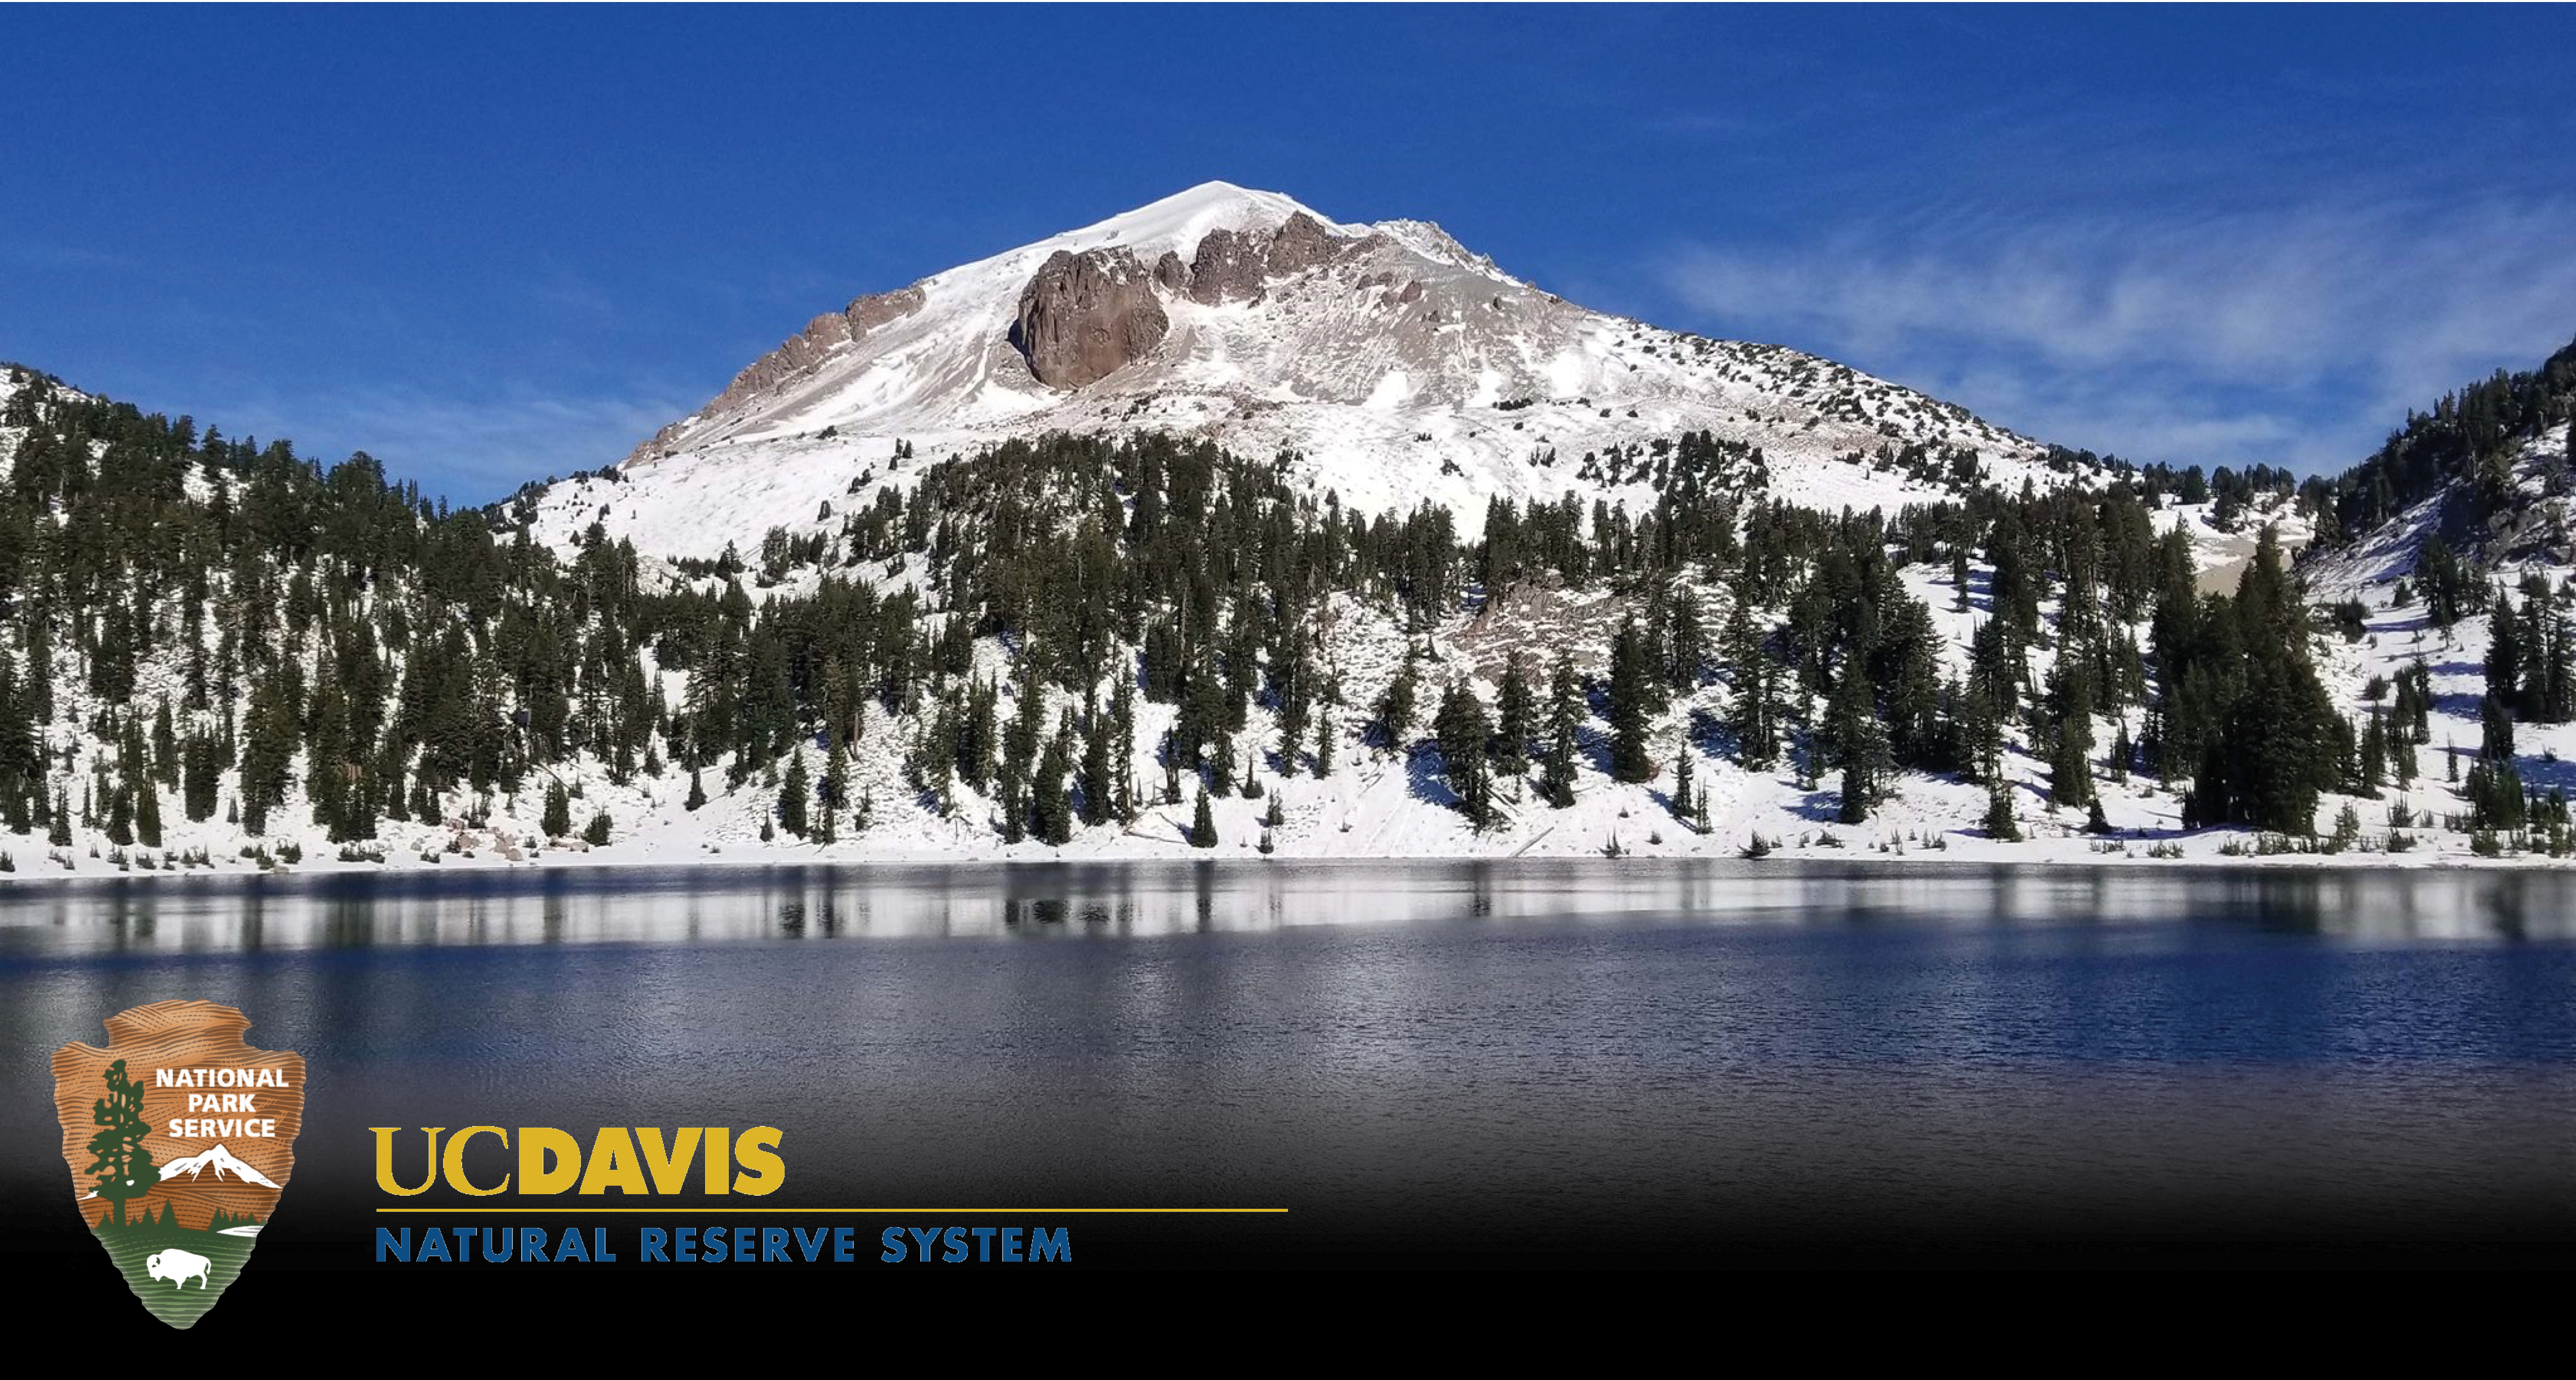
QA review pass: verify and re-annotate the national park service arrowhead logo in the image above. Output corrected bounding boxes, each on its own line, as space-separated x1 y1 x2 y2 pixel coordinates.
51 1001 305 1330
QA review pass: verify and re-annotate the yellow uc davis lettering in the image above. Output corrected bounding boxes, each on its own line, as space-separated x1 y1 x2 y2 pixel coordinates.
370 1126 786 1195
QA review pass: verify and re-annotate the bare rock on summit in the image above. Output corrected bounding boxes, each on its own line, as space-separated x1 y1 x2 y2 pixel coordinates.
1186 227 1267 305
1264 212 1340 277
1013 248 1169 388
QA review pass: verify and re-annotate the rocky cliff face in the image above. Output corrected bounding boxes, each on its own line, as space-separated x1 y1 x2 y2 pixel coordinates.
628 285 924 462
1186 226 1267 305
1009 210 1367 386
1011 248 1170 388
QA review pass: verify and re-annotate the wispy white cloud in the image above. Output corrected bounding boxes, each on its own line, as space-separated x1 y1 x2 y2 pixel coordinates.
1663 193 2576 472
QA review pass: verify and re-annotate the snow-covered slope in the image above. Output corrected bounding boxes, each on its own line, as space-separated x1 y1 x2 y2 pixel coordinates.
526 182 2075 558
2304 424 2576 596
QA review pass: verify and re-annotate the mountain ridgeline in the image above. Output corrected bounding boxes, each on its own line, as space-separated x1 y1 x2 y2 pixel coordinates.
2306 333 2576 559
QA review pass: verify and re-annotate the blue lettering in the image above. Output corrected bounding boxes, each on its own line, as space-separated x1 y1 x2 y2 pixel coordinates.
833 1226 855 1262
1002 1227 1023 1262
794 1226 829 1261
761 1226 788 1262
482 1227 515 1262
375 1227 410 1262
416 1228 452 1263
640 1228 667 1262
1030 1227 1070 1262
677 1226 700 1262
881 1227 906 1262
942 1225 966 1263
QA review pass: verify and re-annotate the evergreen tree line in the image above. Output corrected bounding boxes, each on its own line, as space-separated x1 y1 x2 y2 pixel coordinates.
0 359 2486 854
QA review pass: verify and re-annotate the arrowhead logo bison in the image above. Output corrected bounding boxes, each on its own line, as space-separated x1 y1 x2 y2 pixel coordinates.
52 1001 304 1330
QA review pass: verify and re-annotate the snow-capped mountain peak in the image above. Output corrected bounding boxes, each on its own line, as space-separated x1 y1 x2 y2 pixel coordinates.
156 1144 282 1189
546 182 2071 561
1051 180 1346 258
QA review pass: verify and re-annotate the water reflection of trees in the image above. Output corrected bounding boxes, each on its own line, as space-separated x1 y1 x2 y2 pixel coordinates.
7 863 2575 956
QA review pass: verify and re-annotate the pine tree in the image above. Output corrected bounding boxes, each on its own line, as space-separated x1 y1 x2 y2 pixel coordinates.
1823 651 1886 813
1032 732 1073 845
2546 603 2576 723
151 699 178 790
2358 711 2388 798
685 766 707 812
1721 597 1777 770
1432 680 1496 829
1670 743 1696 823
2044 660 2095 810
1541 654 1581 808
1078 695 1112 826
778 749 809 837
818 739 849 843
541 781 572 838
1494 653 1534 783
2481 693 2516 762
1209 732 1235 798
1665 587 1705 691
1188 788 1217 848
1607 616 1655 783
134 774 161 849
1984 781 2020 841
1837 753 1871 825
1375 658 1419 755
1110 675 1138 816
0 648 32 832
2487 589 2523 709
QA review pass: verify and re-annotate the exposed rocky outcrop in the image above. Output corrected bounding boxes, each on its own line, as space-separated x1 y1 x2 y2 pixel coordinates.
1186 227 1267 305
1182 215 1353 306
626 284 927 462
850 285 927 333
1264 212 1340 277
1012 248 1169 388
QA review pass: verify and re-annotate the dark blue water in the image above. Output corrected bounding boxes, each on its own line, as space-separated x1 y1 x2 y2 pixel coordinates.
5 861 2573 1265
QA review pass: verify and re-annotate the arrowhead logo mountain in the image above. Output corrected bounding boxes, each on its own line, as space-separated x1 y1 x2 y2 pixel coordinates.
51 1001 305 1330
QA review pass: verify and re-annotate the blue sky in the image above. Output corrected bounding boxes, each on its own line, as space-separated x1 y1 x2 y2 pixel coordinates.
4 4 2571 501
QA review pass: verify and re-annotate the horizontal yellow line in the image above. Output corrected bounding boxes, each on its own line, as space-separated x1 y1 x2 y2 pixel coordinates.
373 1207 1285 1214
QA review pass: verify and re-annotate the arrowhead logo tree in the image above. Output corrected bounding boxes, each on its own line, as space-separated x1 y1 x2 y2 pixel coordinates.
52 1001 304 1330
84 1059 160 1226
